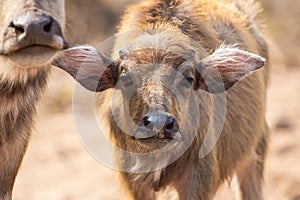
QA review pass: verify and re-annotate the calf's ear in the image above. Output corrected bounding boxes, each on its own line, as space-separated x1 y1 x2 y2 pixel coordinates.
52 45 118 92
196 45 265 93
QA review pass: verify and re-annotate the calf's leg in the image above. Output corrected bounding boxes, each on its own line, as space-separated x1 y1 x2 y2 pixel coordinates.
236 124 269 200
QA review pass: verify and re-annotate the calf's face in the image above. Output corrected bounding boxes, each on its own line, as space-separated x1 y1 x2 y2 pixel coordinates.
114 48 199 149
53 41 265 151
0 0 66 67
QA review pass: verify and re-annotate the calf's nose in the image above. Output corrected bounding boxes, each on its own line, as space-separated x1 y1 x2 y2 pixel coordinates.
141 113 179 135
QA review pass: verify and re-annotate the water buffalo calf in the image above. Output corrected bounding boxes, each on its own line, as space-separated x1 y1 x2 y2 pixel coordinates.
53 0 269 199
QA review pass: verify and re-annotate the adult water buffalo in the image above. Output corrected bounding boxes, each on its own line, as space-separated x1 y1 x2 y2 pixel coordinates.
0 0 66 199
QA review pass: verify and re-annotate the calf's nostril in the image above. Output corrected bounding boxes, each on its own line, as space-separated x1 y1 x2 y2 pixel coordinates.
165 121 174 130
143 116 151 127
164 117 179 133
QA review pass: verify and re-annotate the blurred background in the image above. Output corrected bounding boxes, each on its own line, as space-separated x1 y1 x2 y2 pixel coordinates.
14 0 300 199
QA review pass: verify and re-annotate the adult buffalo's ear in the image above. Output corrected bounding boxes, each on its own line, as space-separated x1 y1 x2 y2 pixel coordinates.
52 45 118 92
195 45 265 93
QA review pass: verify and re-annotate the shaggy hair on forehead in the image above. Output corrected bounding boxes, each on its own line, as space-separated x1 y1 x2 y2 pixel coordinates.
120 48 188 67
119 25 201 67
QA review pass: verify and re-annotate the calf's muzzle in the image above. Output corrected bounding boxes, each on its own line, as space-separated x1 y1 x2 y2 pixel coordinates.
133 112 181 140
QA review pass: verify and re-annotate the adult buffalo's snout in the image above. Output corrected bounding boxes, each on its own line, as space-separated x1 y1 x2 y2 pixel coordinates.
11 13 55 38
1 12 66 55
139 113 180 139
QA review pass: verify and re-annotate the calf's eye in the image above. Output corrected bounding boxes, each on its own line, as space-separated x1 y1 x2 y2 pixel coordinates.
186 77 194 85
121 73 133 88
182 76 194 88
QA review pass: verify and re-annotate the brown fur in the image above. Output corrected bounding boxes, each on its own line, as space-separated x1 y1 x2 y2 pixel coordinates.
112 0 269 199
0 0 65 199
52 0 269 199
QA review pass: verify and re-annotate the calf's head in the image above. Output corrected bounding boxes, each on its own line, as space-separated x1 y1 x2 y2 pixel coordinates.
53 40 264 151
0 0 66 68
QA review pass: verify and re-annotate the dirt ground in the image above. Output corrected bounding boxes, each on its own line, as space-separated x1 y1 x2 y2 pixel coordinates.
11 64 300 200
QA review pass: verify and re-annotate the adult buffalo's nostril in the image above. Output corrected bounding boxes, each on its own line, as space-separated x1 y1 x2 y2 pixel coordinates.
43 21 52 33
9 22 24 34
